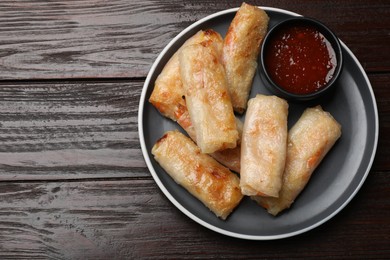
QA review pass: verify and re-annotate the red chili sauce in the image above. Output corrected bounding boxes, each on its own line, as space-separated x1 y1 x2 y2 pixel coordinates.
264 24 337 94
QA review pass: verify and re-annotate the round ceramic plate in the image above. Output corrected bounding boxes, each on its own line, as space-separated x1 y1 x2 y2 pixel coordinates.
138 7 378 240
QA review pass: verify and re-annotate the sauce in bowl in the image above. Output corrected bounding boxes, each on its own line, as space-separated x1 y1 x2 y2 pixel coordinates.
263 20 338 95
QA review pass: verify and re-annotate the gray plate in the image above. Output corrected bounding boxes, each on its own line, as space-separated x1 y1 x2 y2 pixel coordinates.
138 7 378 240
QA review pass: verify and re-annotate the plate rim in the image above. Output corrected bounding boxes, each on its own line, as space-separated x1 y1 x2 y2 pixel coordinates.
138 6 379 240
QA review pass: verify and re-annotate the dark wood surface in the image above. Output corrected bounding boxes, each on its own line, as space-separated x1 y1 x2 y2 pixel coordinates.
0 0 389 258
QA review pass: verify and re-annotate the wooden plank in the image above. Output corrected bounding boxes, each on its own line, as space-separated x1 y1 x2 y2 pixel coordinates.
0 80 147 180
0 177 388 259
0 73 388 180
0 0 389 79
372 73 390 171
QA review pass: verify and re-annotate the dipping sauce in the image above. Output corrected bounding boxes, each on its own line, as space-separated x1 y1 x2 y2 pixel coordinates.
264 23 337 95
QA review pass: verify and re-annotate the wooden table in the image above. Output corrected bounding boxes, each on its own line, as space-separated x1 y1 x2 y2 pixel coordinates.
0 1 389 258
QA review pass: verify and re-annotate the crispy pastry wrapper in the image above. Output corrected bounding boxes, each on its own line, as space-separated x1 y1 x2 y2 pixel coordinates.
179 42 238 154
240 94 288 197
179 112 243 173
152 130 243 220
222 3 269 113
253 106 342 216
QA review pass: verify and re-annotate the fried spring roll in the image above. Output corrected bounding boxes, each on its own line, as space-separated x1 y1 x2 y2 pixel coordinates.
148 29 241 172
253 106 342 216
240 95 288 197
152 131 243 220
149 29 223 121
222 3 269 113
179 42 238 154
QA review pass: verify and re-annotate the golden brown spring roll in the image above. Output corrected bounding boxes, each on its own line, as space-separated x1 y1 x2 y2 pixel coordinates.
179 42 239 154
149 29 223 121
152 130 243 220
240 95 288 197
253 106 342 216
148 29 241 172
222 3 269 113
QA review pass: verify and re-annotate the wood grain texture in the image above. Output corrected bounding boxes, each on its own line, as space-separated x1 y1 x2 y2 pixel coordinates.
371 73 390 171
0 80 147 180
0 176 388 259
0 0 389 79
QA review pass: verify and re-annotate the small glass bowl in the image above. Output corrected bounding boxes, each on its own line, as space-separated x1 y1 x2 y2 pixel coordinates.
259 17 343 101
